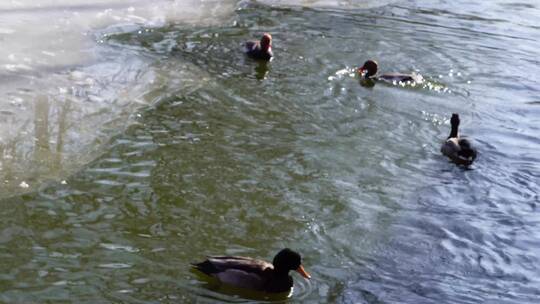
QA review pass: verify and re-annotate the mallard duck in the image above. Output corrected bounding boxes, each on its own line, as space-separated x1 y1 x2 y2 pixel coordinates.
441 113 477 166
192 248 310 293
244 33 273 61
358 60 423 84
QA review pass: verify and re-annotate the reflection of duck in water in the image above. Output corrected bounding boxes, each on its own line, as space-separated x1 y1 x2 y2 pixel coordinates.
357 60 423 86
254 61 269 80
441 113 477 166
192 248 310 293
244 33 273 61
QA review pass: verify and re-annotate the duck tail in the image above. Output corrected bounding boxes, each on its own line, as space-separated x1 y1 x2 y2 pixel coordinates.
191 260 219 275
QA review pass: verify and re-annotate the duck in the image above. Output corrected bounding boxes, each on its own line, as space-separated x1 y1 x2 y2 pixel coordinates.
192 248 310 293
357 60 423 84
441 113 477 166
244 33 273 61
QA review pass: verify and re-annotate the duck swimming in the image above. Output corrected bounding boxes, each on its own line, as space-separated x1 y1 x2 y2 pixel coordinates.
358 60 423 84
441 113 477 166
192 248 310 293
244 33 273 61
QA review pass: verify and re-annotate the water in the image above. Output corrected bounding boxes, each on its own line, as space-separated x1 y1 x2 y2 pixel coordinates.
1 0 539 303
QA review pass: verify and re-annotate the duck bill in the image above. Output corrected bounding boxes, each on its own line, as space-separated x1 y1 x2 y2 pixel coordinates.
296 265 311 279
357 67 366 77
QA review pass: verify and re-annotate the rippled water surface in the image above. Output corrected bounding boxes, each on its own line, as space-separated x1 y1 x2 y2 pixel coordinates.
1 0 539 303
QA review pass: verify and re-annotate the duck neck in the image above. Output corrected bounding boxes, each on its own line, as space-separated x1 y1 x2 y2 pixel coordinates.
273 267 289 278
448 124 459 139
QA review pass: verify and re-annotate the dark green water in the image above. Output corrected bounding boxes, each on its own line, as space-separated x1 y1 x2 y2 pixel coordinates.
1 0 539 303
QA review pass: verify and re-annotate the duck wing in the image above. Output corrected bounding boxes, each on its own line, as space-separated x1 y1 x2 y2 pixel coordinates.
441 138 476 166
193 256 273 290
206 256 273 274
378 73 414 83
441 138 460 158
244 40 259 53
457 138 477 161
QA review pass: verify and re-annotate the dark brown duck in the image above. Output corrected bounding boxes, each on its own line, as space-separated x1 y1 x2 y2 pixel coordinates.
358 60 423 83
244 33 273 61
192 248 310 293
441 113 477 166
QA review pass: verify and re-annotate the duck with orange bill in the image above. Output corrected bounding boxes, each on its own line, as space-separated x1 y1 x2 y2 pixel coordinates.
192 248 310 293
244 33 273 61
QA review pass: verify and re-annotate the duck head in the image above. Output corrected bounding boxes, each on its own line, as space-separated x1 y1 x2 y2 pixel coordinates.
358 60 378 78
260 33 272 51
273 248 311 279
